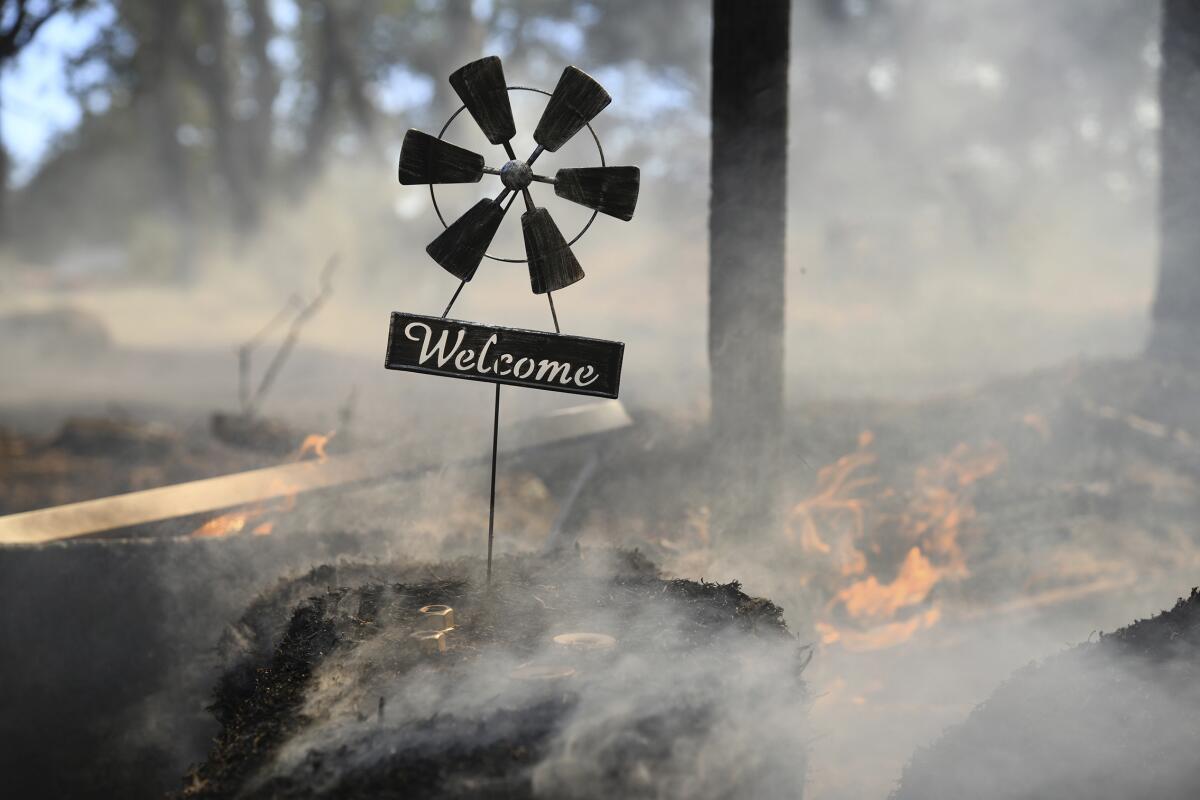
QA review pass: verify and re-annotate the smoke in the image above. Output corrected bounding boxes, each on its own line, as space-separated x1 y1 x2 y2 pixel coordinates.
892 591 1200 800
2 2 1194 799
2 1 1162 413
216 554 811 799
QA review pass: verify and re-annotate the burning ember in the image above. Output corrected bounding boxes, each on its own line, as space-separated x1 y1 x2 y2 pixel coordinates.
792 432 1006 651
296 430 334 462
189 480 298 539
191 509 262 538
189 431 333 538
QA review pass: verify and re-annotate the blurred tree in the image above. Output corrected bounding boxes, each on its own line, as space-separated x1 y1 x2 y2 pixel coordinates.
1150 0 1200 362
709 0 789 543
144 2 191 234
294 0 376 183
0 0 84 239
10 0 709 263
243 0 277 188
186 0 257 230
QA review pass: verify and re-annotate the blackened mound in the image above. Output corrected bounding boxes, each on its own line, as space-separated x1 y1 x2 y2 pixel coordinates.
179 550 806 799
892 588 1200 800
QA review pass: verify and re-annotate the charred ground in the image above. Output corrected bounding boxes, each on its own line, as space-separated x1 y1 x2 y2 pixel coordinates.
179 551 803 799
892 588 1200 800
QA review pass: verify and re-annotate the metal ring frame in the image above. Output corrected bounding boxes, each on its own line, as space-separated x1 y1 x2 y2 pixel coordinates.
429 85 605 264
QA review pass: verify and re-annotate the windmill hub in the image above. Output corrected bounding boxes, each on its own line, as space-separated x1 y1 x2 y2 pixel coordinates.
500 160 534 191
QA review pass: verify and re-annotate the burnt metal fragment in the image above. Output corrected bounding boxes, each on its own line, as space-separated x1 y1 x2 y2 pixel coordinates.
419 604 456 631
411 629 447 655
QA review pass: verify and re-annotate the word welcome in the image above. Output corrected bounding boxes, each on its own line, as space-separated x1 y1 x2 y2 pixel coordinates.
385 312 623 398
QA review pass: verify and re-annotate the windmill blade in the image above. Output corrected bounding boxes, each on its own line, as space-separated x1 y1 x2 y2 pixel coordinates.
427 199 507 281
449 56 516 146
522 207 585 294
554 166 640 221
533 66 612 153
398 130 485 185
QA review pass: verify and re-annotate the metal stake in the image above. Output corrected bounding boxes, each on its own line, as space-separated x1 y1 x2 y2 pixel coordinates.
486 381 501 585
548 291 561 333
441 279 466 319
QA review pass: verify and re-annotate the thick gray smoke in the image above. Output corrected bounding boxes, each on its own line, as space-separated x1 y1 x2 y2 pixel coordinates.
228 557 811 799
1 2 1191 799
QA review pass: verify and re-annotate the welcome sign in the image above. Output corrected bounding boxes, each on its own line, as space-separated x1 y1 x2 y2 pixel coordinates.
385 312 624 399
388 57 640 582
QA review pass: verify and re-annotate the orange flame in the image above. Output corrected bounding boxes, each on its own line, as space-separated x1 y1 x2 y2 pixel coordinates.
189 468 306 539
836 547 941 620
792 433 1006 651
296 430 335 463
192 509 255 538
788 431 877 577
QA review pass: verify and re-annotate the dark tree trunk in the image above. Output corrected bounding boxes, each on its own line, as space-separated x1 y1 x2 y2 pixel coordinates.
244 0 279 188
147 2 192 221
195 0 259 234
1150 0 1200 361
0 96 8 242
299 3 340 179
708 0 790 541
298 1 375 182
143 0 194 276
433 0 485 121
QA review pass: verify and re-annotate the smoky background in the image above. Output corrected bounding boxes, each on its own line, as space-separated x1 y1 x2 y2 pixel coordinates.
0 0 1159 412
0 2 1190 800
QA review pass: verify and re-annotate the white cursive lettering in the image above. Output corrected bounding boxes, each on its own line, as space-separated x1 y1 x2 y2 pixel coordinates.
477 334 498 375
535 359 572 384
573 365 598 387
513 357 535 379
397 319 608 391
453 349 476 370
405 322 465 367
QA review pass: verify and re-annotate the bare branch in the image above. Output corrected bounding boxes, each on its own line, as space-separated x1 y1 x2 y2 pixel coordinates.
0 0 79 63
247 255 339 415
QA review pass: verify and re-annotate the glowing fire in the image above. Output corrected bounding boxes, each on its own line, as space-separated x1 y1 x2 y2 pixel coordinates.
791 432 1006 651
188 432 329 539
837 546 941 619
189 481 297 539
296 430 335 462
192 509 255 538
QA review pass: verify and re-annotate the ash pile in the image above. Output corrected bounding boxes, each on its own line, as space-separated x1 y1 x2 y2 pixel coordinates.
180 551 810 799
893 587 1200 800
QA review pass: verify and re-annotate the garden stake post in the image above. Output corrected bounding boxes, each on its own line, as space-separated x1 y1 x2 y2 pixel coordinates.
387 56 640 584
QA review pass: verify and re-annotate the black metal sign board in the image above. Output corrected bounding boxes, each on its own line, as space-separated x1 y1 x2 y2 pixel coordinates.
385 312 623 399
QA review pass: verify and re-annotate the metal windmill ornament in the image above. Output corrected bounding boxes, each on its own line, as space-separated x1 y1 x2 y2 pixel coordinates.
398 56 640 300
387 56 639 582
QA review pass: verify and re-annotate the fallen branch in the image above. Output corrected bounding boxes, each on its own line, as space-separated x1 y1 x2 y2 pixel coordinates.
0 400 632 545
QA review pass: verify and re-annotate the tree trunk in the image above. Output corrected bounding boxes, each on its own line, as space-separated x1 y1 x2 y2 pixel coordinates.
298 1 375 182
0 93 8 242
244 0 278 188
196 0 259 234
144 0 194 276
434 0 485 122
1150 0 1200 361
709 0 790 542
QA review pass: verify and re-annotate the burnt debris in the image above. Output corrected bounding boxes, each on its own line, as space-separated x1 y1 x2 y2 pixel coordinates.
180 551 807 799
892 589 1200 800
